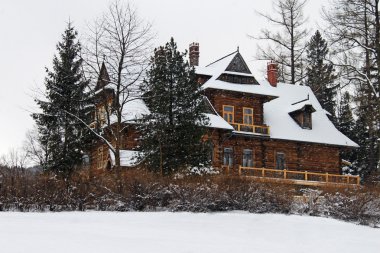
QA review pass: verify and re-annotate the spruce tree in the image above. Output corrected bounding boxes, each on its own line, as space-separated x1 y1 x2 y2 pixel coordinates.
306 30 337 117
337 92 355 140
336 92 358 174
33 23 91 177
352 83 379 176
139 38 210 174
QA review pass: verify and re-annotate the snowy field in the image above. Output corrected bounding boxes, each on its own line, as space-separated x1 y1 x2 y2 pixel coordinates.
0 212 379 253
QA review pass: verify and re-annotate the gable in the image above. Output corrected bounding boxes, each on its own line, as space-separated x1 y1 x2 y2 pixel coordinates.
225 53 251 74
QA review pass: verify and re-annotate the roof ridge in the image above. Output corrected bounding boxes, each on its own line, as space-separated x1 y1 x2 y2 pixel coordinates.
205 50 238 67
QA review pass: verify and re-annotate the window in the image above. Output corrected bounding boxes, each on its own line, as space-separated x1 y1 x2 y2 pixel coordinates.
289 105 314 130
82 154 90 166
242 149 253 167
97 147 103 169
275 152 286 170
97 106 106 121
223 148 233 167
303 111 312 129
243 107 253 125
223 105 234 123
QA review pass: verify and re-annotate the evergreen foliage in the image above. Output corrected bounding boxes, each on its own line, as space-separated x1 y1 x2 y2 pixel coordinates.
337 92 354 138
138 38 210 174
306 30 337 117
352 83 379 176
336 92 358 174
322 0 380 174
33 23 91 177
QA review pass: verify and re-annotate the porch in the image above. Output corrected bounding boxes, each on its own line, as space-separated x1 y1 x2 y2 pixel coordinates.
222 166 360 187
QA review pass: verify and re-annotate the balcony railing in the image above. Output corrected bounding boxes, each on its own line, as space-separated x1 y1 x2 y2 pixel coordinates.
238 166 360 186
230 123 270 135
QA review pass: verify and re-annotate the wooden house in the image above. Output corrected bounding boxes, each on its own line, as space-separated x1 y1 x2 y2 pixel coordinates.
89 43 360 186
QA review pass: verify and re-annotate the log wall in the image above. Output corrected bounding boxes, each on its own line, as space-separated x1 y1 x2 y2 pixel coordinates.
205 89 267 125
210 131 342 175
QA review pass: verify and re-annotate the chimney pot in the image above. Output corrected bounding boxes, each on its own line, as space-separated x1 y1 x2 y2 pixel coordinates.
267 61 278 87
189 42 200 66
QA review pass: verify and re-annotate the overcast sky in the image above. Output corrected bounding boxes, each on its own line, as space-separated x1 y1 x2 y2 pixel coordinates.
0 0 329 156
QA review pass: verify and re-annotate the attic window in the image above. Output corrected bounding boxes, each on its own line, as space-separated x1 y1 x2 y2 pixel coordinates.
217 74 258 84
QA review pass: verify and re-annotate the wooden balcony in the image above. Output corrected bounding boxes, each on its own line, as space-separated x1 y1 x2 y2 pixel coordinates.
235 166 360 187
230 123 270 135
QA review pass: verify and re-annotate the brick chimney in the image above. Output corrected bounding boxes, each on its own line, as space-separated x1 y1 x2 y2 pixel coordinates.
189 42 200 66
267 61 278 87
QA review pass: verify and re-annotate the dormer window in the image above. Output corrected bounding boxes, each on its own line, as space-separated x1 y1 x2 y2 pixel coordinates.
289 104 315 129
223 105 234 123
303 111 312 129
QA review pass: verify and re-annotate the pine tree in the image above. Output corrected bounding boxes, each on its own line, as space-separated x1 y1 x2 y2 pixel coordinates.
306 30 337 117
336 92 358 174
33 23 91 177
139 38 210 174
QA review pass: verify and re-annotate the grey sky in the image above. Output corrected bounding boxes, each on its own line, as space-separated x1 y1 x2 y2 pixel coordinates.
0 0 328 155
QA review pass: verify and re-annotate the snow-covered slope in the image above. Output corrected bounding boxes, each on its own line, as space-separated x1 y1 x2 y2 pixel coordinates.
0 212 378 253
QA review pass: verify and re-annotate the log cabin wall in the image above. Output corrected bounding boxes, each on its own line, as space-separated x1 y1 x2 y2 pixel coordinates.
89 125 140 171
121 126 140 150
209 129 342 174
90 126 342 174
205 89 266 126
90 141 109 172
262 140 341 174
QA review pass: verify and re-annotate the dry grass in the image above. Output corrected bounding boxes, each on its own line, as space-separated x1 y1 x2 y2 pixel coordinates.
0 166 379 226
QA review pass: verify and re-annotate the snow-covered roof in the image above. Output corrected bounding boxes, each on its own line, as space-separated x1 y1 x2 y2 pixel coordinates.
204 113 234 130
109 149 141 167
94 63 232 131
197 51 278 98
202 79 278 98
106 98 150 125
203 51 238 74
106 95 231 130
195 49 358 148
264 82 358 147
287 101 316 114
121 98 150 123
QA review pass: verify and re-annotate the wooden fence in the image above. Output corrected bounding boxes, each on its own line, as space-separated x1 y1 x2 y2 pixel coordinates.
237 166 360 186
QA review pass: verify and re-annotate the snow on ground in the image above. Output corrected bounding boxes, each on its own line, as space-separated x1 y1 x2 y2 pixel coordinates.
0 212 379 253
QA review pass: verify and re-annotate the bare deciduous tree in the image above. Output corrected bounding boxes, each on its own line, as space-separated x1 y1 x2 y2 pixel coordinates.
323 0 380 173
322 0 380 97
82 1 154 185
23 126 48 169
0 148 28 169
251 0 309 84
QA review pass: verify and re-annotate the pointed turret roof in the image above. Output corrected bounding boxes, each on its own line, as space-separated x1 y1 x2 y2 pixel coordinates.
95 62 110 91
